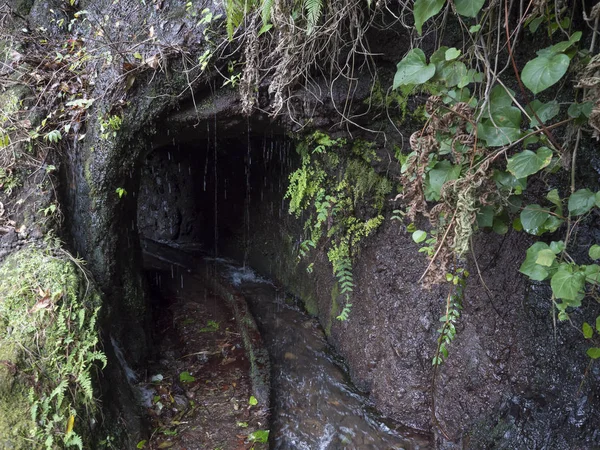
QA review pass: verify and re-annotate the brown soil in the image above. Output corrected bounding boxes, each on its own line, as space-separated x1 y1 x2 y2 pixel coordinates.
139 255 269 450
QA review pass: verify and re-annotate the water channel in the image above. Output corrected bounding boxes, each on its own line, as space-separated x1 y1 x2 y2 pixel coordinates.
142 240 431 449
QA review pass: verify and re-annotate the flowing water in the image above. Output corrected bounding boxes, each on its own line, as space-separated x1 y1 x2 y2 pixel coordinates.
143 240 430 449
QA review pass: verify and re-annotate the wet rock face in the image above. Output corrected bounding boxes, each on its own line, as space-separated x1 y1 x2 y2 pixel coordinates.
223 167 600 446
138 148 199 243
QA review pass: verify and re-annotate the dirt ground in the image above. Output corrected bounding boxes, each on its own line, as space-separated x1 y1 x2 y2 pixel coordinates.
139 256 269 450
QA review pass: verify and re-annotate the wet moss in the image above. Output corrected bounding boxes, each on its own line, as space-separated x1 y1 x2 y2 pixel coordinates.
0 246 105 448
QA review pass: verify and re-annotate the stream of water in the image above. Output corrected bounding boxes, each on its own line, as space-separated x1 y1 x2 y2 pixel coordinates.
218 262 431 450
143 240 430 449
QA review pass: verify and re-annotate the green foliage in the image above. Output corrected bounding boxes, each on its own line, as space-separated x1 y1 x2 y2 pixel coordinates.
433 269 468 365
179 371 196 383
392 10 600 364
99 114 122 140
286 132 391 320
393 49 435 89
413 0 445 35
248 429 269 443
0 247 105 449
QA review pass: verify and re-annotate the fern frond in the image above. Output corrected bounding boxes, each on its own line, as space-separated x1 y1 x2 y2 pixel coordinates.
260 0 273 26
304 0 322 34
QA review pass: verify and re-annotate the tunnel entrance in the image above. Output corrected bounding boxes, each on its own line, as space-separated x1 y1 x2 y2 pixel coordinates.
137 123 293 260
132 118 429 449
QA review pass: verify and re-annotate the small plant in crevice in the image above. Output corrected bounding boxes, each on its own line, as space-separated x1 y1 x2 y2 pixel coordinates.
285 131 391 320
433 268 468 366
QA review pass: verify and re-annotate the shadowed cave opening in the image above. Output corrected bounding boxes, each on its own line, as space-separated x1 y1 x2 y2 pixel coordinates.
137 122 293 258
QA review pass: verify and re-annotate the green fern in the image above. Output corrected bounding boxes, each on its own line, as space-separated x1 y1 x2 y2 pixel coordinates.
336 302 352 321
304 0 323 34
260 0 273 26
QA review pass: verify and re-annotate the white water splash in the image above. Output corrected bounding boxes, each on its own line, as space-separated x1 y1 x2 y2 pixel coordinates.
110 335 137 383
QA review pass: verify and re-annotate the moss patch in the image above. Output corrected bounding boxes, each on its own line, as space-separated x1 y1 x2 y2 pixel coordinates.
0 246 105 449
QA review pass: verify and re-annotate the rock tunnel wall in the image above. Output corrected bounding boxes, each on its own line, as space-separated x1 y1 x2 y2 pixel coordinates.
135 105 600 448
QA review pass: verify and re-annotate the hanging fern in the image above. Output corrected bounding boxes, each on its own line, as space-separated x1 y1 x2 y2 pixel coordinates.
304 0 323 34
260 0 273 27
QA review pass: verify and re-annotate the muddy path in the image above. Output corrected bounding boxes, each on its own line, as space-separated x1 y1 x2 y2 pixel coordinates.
137 250 269 450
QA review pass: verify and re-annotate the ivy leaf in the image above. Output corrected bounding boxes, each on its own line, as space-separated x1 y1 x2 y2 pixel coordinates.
521 52 570 94
520 204 550 234
585 264 600 284
597 316 600 333
248 395 258 406
568 189 596 216
583 322 594 339
587 347 600 359
413 0 446 35
179 371 195 383
476 205 494 228
550 266 585 301
506 147 553 179
535 249 556 267
444 47 461 60
412 230 427 243
525 100 560 127
520 242 550 281
550 240 565 254
567 102 594 119
440 61 468 87
424 160 461 201
589 245 600 260
546 189 563 216
393 49 436 88
478 105 522 146
454 0 485 17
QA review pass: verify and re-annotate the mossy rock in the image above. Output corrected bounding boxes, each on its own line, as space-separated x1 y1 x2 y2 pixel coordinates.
0 246 105 449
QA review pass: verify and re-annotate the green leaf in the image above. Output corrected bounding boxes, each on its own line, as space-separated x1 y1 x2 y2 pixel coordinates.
525 100 560 127
506 147 553 179
521 52 570 94
567 102 594 119
550 240 565 254
535 249 556 267
424 160 461 201
476 205 494 228
469 24 481 33
248 430 269 443
550 266 585 301
179 371 195 383
528 16 544 33
520 204 550 234
546 189 563 216
413 0 446 35
584 264 600 283
440 61 468 87
519 242 550 281
589 245 600 260
587 347 600 359
597 192 600 208
596 316 600 333
444 47 461 60
568 189 596 216
412 230 427 243
137 440 147 449
393 49 436 88
478 105 522 146
248 395 258 406
492 216 509 235
583 322 594 339
454 0 484 17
